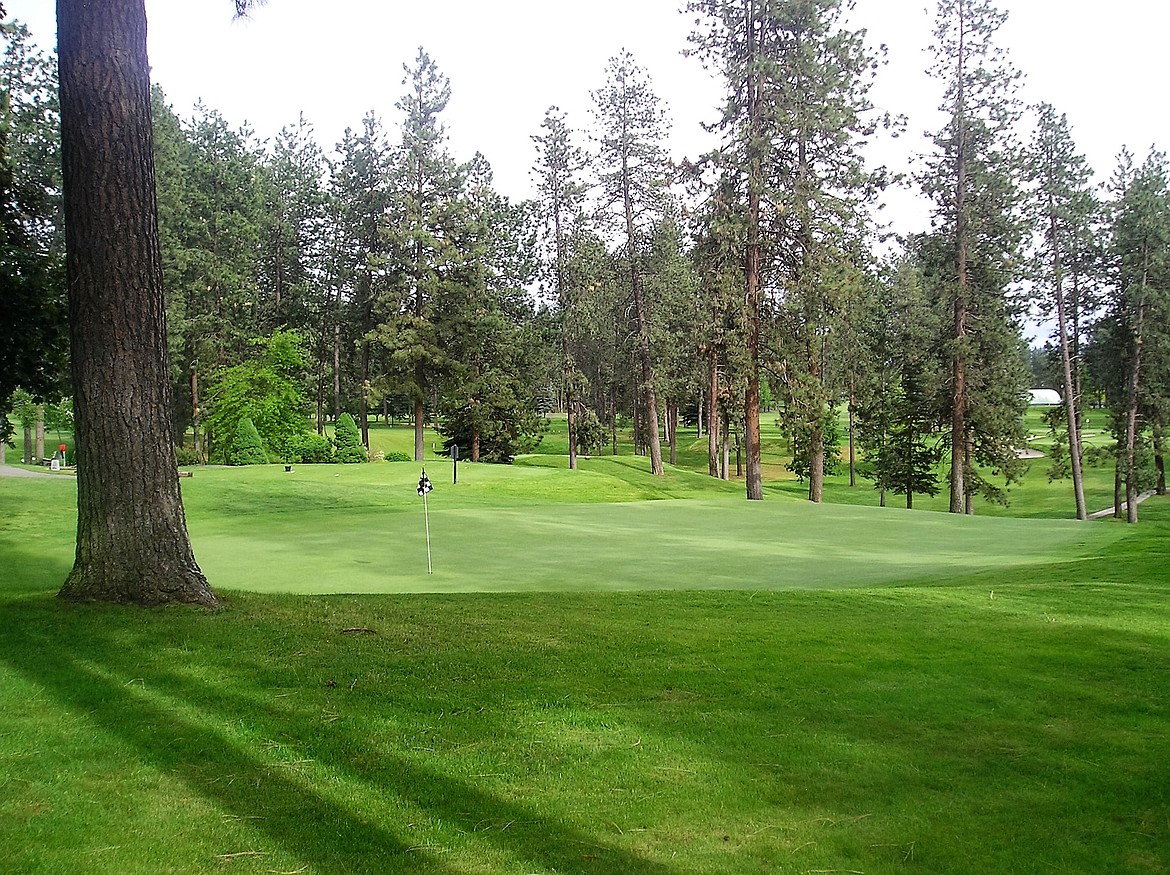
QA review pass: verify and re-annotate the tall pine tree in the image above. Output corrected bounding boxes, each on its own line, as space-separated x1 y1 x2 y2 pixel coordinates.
592 50 671 476
920 0 1027 514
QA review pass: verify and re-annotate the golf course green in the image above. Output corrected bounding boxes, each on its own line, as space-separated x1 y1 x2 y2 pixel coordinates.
1 455 1166 874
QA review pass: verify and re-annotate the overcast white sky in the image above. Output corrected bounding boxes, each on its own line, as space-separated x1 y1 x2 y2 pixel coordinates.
13 0 1170 240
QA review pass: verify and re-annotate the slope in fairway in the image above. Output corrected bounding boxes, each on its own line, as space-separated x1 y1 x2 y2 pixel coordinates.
178 464 1126 594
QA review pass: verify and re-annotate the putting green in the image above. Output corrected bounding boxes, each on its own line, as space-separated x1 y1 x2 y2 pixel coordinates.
184 469 1126 594
0 461 1130 596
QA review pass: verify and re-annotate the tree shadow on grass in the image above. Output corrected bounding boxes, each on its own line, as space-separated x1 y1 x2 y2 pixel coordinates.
0 543 73 596
0 596 683 875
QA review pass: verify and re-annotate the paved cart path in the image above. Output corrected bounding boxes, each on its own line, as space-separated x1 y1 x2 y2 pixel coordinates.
0 465 53 478
1087 490 1157 520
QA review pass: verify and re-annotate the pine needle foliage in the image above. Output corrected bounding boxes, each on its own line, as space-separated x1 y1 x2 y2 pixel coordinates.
334 412 366 463
230 417 267 465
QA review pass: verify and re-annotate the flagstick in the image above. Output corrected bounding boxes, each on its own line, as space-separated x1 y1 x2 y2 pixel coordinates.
423 487 432 575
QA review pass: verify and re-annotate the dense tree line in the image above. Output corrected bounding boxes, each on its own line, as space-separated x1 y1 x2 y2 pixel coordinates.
4 0 1170 539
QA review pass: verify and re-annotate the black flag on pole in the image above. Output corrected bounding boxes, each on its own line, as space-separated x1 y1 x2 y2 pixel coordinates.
418 468 434 574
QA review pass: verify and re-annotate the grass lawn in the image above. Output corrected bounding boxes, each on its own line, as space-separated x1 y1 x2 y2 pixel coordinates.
0 459 1131 595
1 456 1167 874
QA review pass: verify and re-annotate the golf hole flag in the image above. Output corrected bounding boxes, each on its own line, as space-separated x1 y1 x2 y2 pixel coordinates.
417 469 433 574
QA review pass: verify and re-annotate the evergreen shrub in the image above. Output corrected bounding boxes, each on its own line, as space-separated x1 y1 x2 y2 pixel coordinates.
575 409 605 456
230 418 268 465
335 413 366 463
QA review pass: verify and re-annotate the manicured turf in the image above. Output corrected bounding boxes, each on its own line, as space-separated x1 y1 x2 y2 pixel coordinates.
0 459 1130 595
1 452 1167 874
2 537 1168 873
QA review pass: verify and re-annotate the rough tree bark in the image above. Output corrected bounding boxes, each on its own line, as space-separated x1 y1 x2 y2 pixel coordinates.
949 0 970 515
34 407 44 463
56 0 216 606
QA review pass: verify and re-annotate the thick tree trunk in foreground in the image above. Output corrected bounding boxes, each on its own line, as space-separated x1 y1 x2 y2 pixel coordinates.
56 0 215 606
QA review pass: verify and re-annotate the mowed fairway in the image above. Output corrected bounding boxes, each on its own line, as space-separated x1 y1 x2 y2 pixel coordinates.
2 462 1167 875
142 461 1129 593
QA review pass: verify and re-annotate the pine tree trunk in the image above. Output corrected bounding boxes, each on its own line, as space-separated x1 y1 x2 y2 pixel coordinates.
332 321 341 425
1123 344 1142 524
744 258 763 497
191 365 202 457
848 394 857 488
34 408 44 463
556 206 577 471
359 345 371 449
56 0 214 607
964 432 975 515
1123 267 1148 524
667 399 678 466
610 397 617 456
1153 424 1166 496
1049 190 1087 520
708 355 720 478
742 8 764 501
314 314 326 436
414 359 425 462
716 411 725 481
949 3 969 515
630 251 663 475
1071 274 1085 419
567 393 578 469
808 421 824 503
